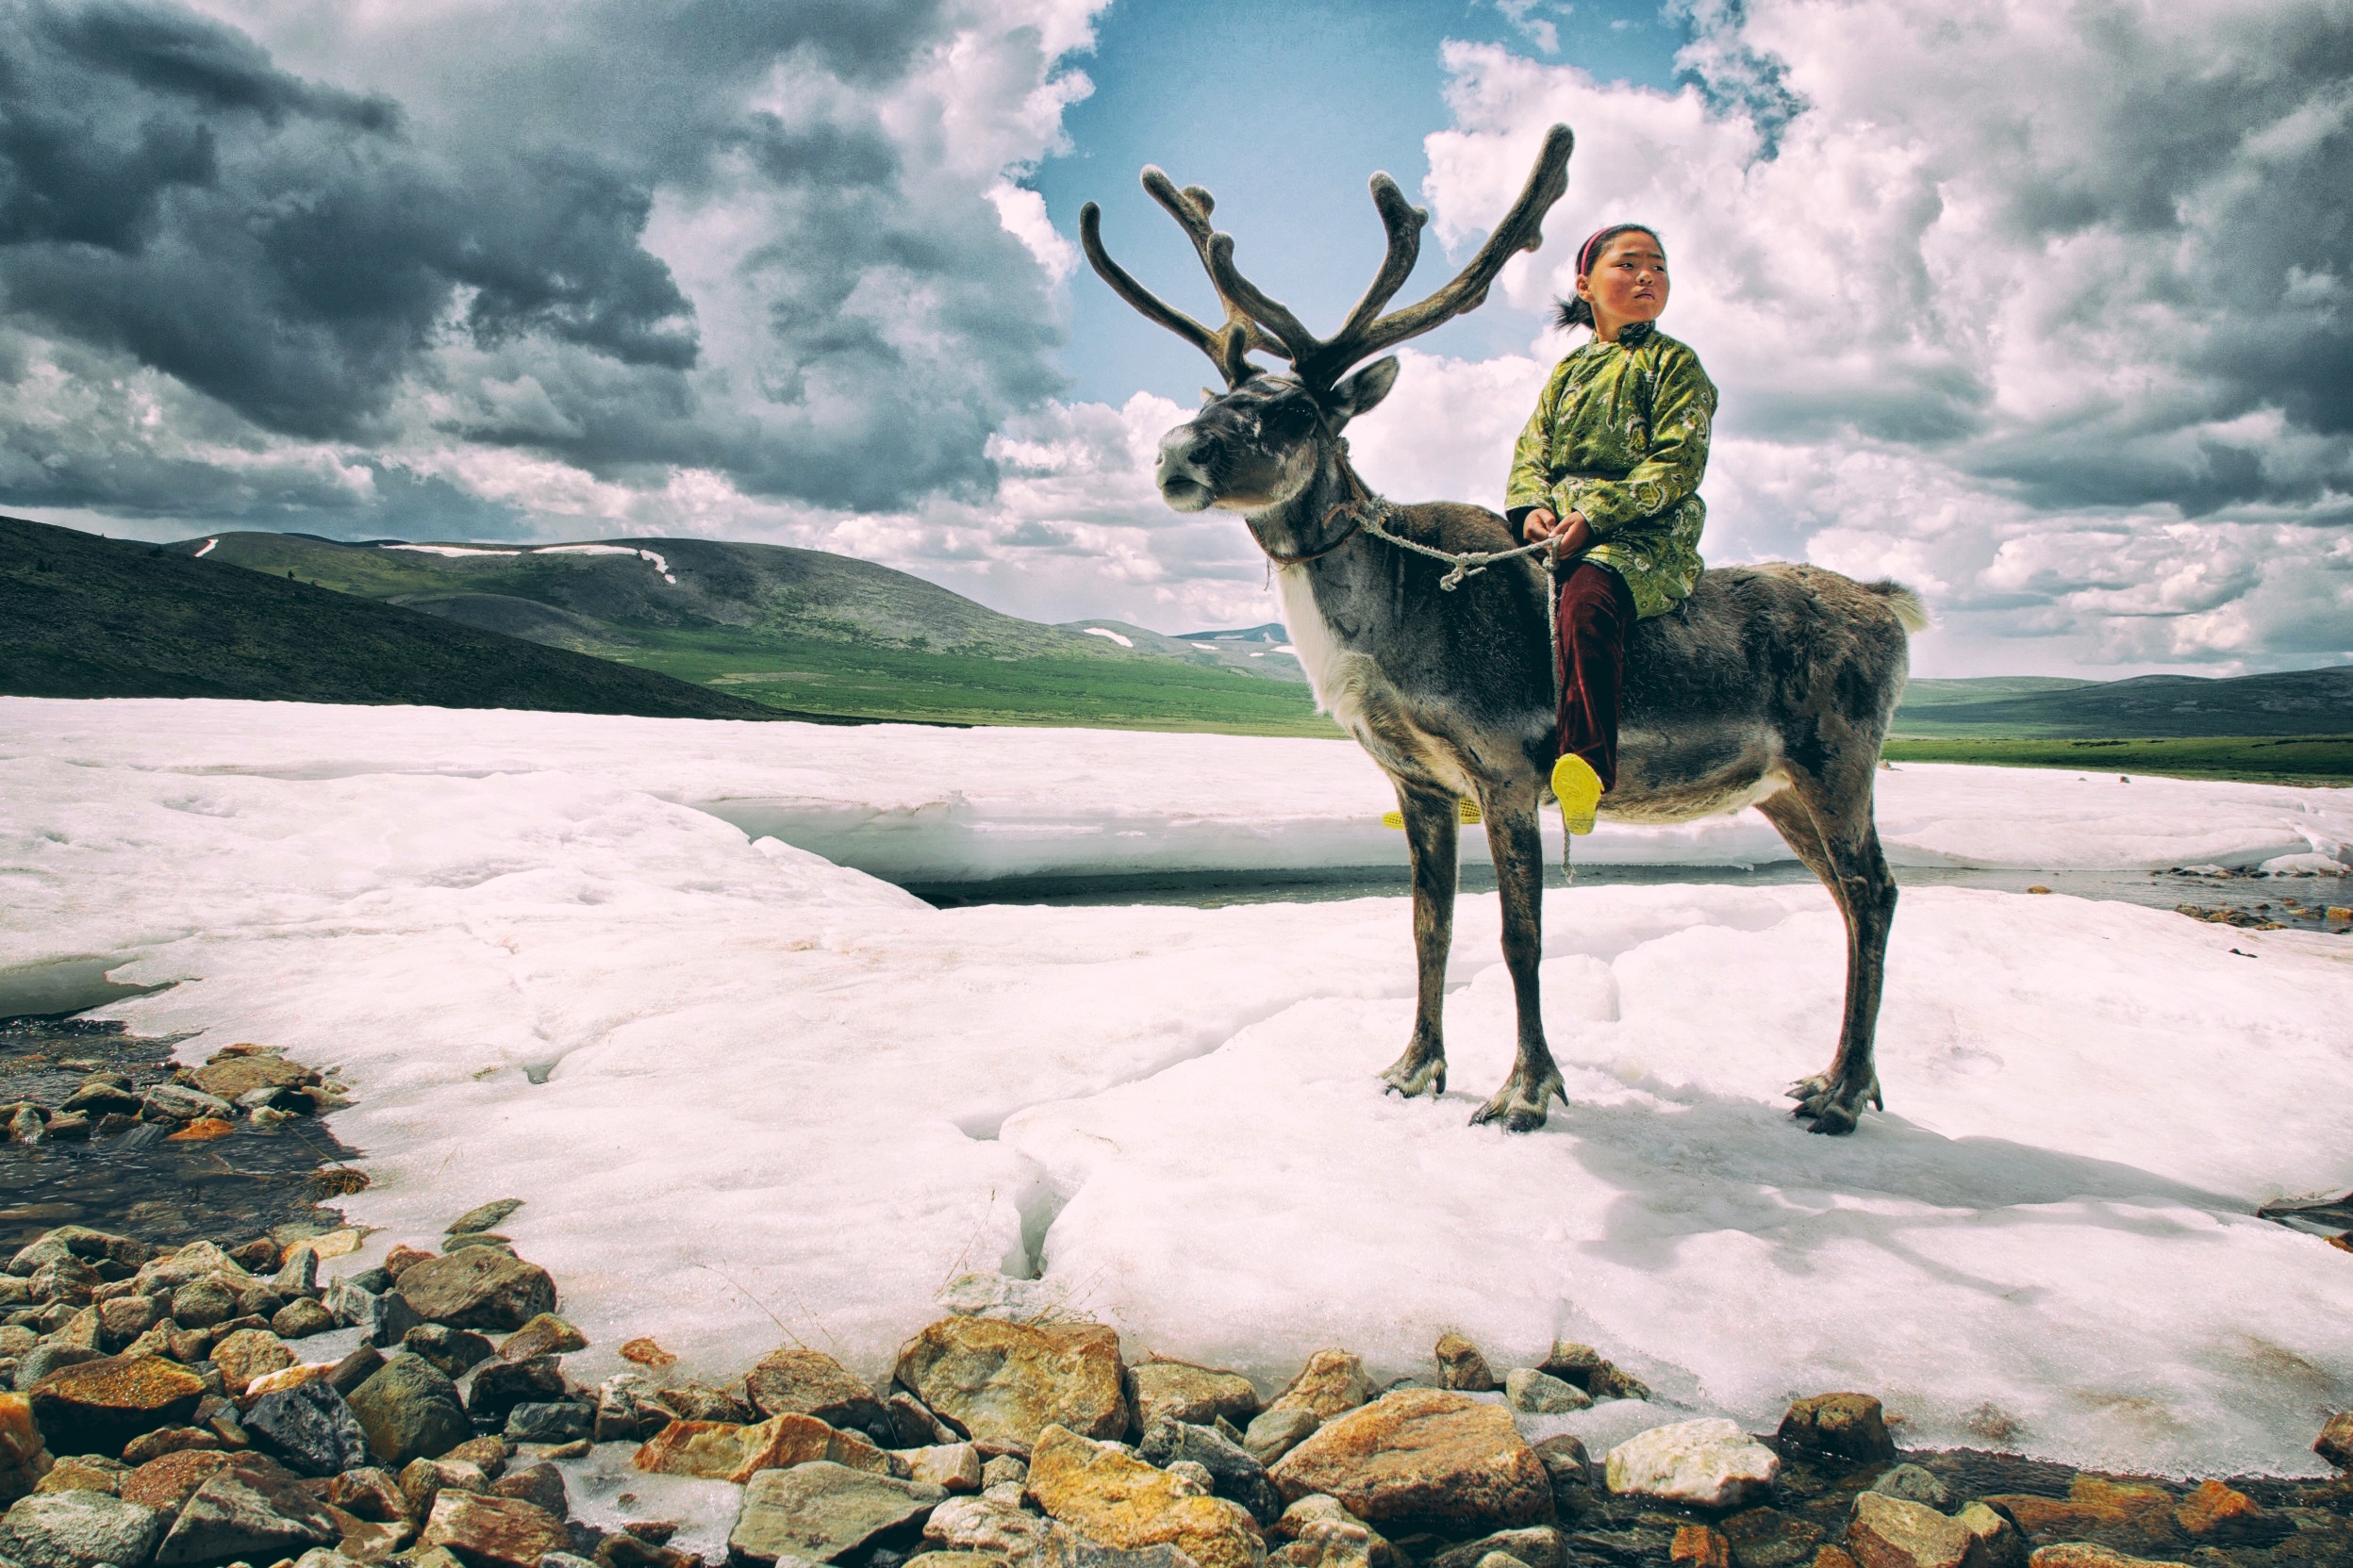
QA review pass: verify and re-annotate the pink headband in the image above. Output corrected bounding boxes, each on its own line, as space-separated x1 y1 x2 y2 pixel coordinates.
1576 224 1658 277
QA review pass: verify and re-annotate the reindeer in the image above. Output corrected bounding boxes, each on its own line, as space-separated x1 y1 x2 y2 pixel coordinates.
1080 124 1927 1135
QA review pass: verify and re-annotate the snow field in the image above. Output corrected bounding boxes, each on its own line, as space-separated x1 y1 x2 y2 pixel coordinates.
3 698 2350 1480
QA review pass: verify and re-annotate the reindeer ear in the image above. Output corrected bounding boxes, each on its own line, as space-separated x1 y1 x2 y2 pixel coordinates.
1327 356 1400 422
1201 388 1220 404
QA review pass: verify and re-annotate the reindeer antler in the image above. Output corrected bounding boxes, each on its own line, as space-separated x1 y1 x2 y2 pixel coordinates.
1083 124 1574 394
1080 172 1287 388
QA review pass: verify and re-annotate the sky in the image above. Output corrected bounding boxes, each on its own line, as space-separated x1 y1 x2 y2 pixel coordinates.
3 0 2348 676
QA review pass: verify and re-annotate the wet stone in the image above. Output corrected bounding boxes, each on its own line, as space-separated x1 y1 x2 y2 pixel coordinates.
1605 1420 1780 1510
1433 1334 1498 1395
421 1489 572 1568
243 1376 372 1477
27 1352 207 1456
490 1458 568 1518
153 1460 340 1566
1136 1418 1283 1527
0 1489 164 1568
1870 1466 1953 1512
468 1356 568 1427
1129 1362 1262 1433
1779 1396 1896 1465
347 1354 473 1468
1504 1370 1590 1416
272 1296 338 1339
505 1401 593 1444
895 1317 1129 1456
1718 1509 1826 1568
397 1250 558 1332
745 1346 890 1437
729 1460 947 1565
497 1313 588 1362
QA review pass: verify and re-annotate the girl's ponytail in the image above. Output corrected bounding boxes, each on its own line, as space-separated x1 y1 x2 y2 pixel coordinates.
1553 223 1661 337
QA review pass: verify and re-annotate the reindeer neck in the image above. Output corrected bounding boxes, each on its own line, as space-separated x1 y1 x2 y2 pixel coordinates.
1244 445 1371 564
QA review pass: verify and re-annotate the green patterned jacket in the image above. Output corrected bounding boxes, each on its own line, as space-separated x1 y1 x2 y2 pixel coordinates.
1503 322 1717 620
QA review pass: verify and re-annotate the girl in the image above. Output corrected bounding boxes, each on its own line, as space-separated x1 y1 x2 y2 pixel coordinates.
1505 223 1716 835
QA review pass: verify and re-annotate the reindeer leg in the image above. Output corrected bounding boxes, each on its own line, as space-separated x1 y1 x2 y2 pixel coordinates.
1758 787 1897 1135
1380 784 1457 1099
1469 784 1566 1132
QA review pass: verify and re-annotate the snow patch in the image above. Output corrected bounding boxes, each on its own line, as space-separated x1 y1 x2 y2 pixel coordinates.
4 699 2350 1479
382 544 522 557
532 543 676 584
1082 627 1134 648
193 538 217 558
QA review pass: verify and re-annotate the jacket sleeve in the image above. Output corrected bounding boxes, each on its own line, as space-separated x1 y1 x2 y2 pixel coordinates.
1551 346 1716 537
1503 371 1561 522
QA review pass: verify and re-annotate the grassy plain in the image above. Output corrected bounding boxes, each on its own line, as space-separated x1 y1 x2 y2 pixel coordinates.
1881 734 2353 784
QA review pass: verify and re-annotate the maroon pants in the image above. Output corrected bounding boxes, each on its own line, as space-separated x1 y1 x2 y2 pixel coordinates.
1555 562 1636 792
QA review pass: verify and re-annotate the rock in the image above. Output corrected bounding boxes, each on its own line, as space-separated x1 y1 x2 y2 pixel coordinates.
1603 1420 1778 1510
397 1252 558 1332
981 1456 1028 1491
1242 1408 1318 1467
0 1490 163 1568
273 1298 339 1340
729 1460 947 1565
326 1280 424 1348
118 1447 237 1512
120 1426 223 1465
1980 1478 2175 1543
655 1382 753 1426
1430 1527 1564 1568
1848 1494 1975 1568
326 1466 411 1523
1266 1353 1369 1426
347 1354 473 1467
1529 1435 1589 1497
1868 1466 1952 1511
2317 1411 2353 1470
1533 1345 1648 1403
895 1318 1129 1455
921 1491 1059 1562
51 1306 103 1353
2172 1480 2268 1541
15 1345 102 1393
885 1392 956 1449
906 1444 984 1494
192 1053 313 1100
633 1411 892 1485
143 1084 237 1122
1136 1421 1281 1527
401 1456 492 1516
421 1491 571 1568
29 1259 100 1308
491 1459 567 1519
1954 1504 2026 1568
211 1326 294 1395
1433 1335 1497 1395
593 1376 671 1444
2025 1549 2171 1568
96 1295 165 1351
448 1200 525 1237
1019 1426 1264 1568
1666 1527 1730 1568
273 1246 323 1300
1268 1388 1549 1531
243 1377 371 1477
905 1555 1014 1568
1 1393 50 1505
34 1455 124 1495
328 1344 388 1396
131 1242 253 1296
506 1403 593 1444
1268 1495 1398 1568
8 1229 149 1279
153 1461 341 1566
468 1357 567 1428
497 1315 587 1363
27 1353 207 1456
447 1434 510 1477
746 1347 890 1436
1778 1395 1896 1464
1502 1371 1588 1416
1718 1507 1826 1568
406 1324 497 1380
1131 1363 1261 1433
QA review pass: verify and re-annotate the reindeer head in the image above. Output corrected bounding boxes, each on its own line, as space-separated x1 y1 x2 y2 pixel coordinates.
1080 125 1575 520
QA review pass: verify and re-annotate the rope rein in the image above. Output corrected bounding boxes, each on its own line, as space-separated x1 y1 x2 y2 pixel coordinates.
1287 470 1579 878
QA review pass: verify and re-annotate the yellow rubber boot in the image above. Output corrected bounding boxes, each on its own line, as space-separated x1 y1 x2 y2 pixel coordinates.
1550 752 1603 836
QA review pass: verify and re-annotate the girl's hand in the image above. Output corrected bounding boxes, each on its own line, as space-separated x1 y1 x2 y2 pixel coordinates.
1523 508 1593 553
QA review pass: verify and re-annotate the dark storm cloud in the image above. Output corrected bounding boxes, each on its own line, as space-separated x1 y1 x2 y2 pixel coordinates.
0 0 1073 519
0 1 698 439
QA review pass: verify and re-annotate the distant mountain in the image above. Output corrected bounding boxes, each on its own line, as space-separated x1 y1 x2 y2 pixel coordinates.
0 516 799 720
1893 668 2353 737
141 531 1326 734
1059 619 1305 683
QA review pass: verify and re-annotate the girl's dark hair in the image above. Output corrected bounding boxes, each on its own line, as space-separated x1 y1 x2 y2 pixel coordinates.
1554 223 1662 332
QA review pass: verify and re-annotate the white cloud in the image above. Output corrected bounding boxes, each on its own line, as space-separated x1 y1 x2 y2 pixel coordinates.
1417 4 2353 672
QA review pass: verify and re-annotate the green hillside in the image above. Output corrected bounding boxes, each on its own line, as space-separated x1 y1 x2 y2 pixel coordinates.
1893 669 2353 738
0 516 801 720
163 531 1332 735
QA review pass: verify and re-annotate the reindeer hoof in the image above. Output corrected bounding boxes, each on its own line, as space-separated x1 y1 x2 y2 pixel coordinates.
1380 1058 1446 1098
1470 1070 1566 1131
1805 1101 1861 1135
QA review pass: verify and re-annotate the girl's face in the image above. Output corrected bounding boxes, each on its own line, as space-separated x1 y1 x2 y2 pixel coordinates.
1577 232 1669 337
